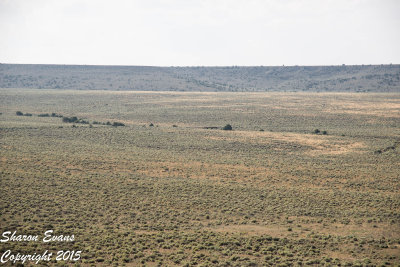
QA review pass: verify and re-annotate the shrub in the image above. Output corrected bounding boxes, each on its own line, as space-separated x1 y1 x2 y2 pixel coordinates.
38 113 50 117
322 130 327 135
16 111 23 116
112 122 125 127
62 116 89 124
23 113 32 116
78 119 89 124
222 124 232 130
149 123 154 127
62 117 77 123
314 129 320 134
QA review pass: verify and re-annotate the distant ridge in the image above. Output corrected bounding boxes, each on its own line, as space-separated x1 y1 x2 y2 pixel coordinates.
1 64 399 92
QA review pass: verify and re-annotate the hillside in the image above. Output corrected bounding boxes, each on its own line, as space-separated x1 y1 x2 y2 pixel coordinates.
0 63 399 92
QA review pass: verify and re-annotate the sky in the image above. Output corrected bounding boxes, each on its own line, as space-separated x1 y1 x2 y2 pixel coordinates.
0 0 399 66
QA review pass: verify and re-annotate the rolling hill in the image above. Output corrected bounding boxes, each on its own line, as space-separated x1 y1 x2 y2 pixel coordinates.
0 63 399 92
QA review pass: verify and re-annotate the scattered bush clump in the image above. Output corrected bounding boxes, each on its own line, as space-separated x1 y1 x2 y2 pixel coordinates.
77 119 89 124
62 116 89 124
375 144 398 155
51 113 63 117
112 122 125 127
60 115 124 127
222 124 233 130
62 116 79 123
17 111 63 117
314 129 327 135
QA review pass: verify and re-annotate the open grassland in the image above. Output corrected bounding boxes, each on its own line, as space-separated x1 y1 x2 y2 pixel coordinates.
1 89 400 266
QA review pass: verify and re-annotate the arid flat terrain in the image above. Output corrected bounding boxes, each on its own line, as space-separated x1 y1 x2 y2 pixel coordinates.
1 89 399 266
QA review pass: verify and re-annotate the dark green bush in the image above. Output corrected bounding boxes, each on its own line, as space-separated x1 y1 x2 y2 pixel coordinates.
222 124 232 130
112 122 125 127
62 116 78 123
77 119 89 124
51 113 63 117
16 111 23 116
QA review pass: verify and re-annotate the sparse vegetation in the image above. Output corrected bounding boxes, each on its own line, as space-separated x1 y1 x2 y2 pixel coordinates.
1 89 399 266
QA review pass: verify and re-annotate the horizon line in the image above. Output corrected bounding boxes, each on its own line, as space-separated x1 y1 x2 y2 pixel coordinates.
1 62 399 68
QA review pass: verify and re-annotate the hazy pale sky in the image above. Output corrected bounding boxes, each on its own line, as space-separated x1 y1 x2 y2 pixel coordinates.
0 0 399 66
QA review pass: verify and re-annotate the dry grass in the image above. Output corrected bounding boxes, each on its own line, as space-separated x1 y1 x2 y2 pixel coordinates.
1 89 399 266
